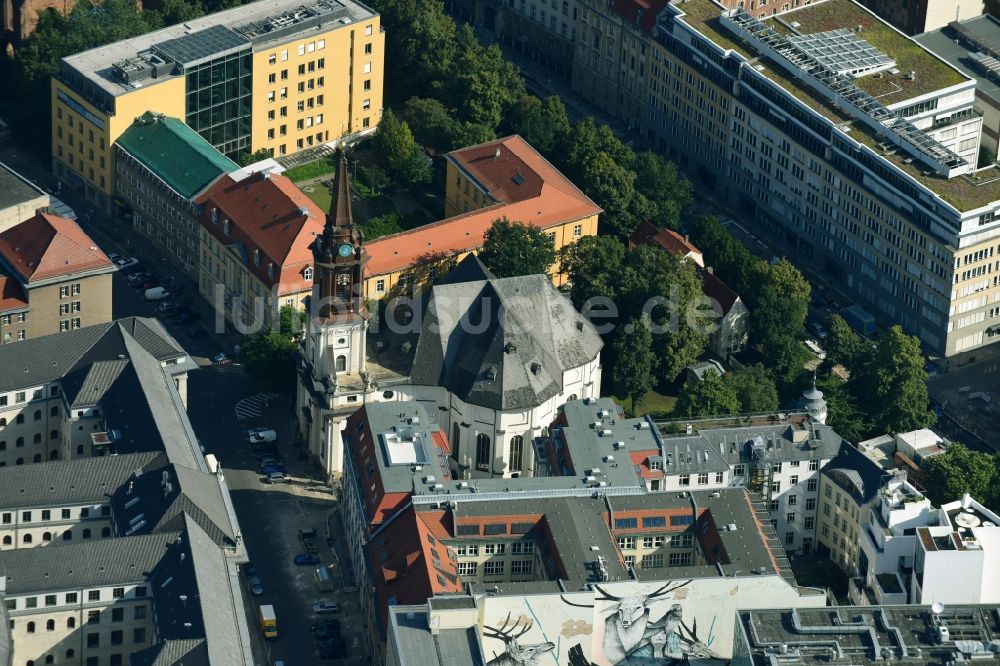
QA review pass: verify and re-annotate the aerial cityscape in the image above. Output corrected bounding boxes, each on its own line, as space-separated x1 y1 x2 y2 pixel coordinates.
0 0 998 661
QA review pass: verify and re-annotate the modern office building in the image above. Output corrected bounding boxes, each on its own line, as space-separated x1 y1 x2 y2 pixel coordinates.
0 212 115 343
571 0 1000 358
916 16 1000 163
733 604 1000 665
52 0 384 211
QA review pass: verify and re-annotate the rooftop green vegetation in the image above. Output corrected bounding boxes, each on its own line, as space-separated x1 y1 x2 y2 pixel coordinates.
773 0 967 106
116 112 238 199
846 121 1000 212
675 0 750 56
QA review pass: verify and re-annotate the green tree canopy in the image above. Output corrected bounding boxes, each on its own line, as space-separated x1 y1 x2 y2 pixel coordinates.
278 305 306 336
825 314 867 369
239 330 297 394
478 218 556 278
559 235 627 309
361 212 404 240
817 376 868 443
724 364 779 414
372 109 430 186
676 369 740 418
749 259 811 349
238 148 272 167
923 443 998 509
634 151 692 231
505 95 571 155
580 152 654 240
445 26 525 130
610 317 656 417
850 325 934 434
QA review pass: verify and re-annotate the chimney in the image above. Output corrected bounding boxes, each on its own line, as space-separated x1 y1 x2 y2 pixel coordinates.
493 147 501 160
706 266 714 274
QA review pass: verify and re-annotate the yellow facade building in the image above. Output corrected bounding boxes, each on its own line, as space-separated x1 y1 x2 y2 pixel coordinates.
363 135 601 298
51 0 383 211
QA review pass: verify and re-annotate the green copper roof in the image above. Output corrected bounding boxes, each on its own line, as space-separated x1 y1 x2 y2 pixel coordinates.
115 112 238 199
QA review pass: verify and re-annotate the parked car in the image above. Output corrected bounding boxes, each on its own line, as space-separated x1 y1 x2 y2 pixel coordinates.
144 287 170 301
312 619 341 633
808 321 829 340
140 279 160 291
251 444 279 455
804 339 827 360
299 527 319 553
248 575 264 595
258 464 288 475
261 472 290 484
211 352 228 363
127 271 150 284
294 553 321 566
256 456 283 467
107 252 122 263
158 301 177 313
249 430 278 443
115 257 139 270
247 426 274 438
312 601 340 615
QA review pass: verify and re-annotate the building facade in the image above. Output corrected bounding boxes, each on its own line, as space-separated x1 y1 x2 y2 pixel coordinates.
51 0 384 211
196 170 324 330
362 135 601 298
570 0 1000 358
115 112 239 278
0 213 114 343
859 0 984 35
0 162 50 232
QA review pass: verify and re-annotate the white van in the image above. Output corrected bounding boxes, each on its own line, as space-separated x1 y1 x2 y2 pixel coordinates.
144 287 170 301
314 565 334 592
249 430 277 443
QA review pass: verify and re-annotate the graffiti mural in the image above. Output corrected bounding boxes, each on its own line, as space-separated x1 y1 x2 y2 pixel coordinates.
484 613 556 666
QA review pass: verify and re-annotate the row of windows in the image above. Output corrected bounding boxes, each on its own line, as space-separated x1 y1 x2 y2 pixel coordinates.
7 586 144 612
459 559 534 576
2 505 108 524
22 651 139 666
623 552 691 567
1 526 110 546
0 404 60 425
617 533 694 549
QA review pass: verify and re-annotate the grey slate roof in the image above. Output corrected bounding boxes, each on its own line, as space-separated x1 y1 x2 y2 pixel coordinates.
0 531 179 593
389 607 487 666
0 452 161 510
410 269 602 411
821 440 889 505
61 359 130 408
130 639 208 666
111 458 237 547
0 162 46 212
0 316 188 393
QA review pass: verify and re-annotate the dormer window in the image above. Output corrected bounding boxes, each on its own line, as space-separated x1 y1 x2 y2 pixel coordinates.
211 207 218 224
267 263 274 278
303 266 313 281
253 249 260 266
223 220 230 236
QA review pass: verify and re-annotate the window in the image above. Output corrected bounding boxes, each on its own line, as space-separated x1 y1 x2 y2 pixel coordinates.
642 516 666 528
771 481 781 494
112 608 124 622
111 630 123 645
807 479 818 492
484 543 505 555
134 605 146 620
786 512 796 523
641 554 664 568
27 621 36 633
715 472 724 483
366 24 373 35
365 42 372 54
809 460 818 470
786 532 795 545
484 561 505 576
615 517 637 529
475 433 491 470
66 593 77 603
375 279 385 293
673 533 693 548
88 610 100 624
734 464 746 476
804 517 814 530
508 435 524 472
67 618 76 629
87 633 99 648
617 536 636 549
669 552 692 566
46 619 55 631
789 475 799 486
88 590 99 602
806 498 816 511
511 560 533 575
511 541 534 554
679 474 690 486
787 494 797 506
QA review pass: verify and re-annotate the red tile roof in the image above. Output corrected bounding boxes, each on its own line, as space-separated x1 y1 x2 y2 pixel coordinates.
196 172 325 296
369 508 462 628
365 135 601 277
0 275 27 312
630 222 703 265
701 269 739 315
0 213 113 283
612 0 671 32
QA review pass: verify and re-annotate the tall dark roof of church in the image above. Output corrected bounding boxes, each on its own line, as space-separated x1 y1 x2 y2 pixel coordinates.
324 151 353 239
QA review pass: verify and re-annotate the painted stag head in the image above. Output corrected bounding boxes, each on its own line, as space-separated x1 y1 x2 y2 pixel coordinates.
484 613 556 666
593 580 692 628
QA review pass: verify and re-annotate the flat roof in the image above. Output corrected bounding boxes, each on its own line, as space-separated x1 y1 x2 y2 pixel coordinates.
915 16 1000 104
0 162 46 213
738 605 1000 665
62 0 376 99
672 0 1000 212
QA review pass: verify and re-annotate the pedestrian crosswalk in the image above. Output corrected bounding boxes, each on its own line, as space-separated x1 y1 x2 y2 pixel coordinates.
213 363 248 377
235 392 280 420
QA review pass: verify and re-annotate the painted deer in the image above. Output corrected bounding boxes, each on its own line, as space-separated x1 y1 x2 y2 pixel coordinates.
484 613 556 666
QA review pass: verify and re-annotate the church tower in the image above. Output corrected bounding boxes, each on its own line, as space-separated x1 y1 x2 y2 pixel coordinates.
311 151 368 376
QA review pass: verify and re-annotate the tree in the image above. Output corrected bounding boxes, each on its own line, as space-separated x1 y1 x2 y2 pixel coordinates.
362 212 404 240
278 304 306 336
478 218 556 278
850 325 934 434
563 117 635 179
923 443 998 508
239 331 297 394
238 148 272 167
817 376 868 443
825 314 866 369
580 152 654 240
404 97 464 153
383 0 457 97
749 259 811 349
675 369 740 418
506 95 571 155
445 27 525 129
763 335 812 398
725 364 779 414
559 235 627 309
611 317 655 416
634 151 692 231
373 109 430 186
688 215 756 294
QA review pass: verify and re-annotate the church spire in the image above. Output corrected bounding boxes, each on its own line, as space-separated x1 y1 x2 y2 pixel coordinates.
325 150 354 237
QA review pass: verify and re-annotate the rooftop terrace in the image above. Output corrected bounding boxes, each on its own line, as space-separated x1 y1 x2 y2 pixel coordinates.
670 0 1000 212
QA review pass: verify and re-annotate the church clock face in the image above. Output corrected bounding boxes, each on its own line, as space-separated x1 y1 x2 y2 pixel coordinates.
338 244 353 257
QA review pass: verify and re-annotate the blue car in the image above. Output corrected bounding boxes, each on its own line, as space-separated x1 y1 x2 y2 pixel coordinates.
294 553 321 566
258 464 288 475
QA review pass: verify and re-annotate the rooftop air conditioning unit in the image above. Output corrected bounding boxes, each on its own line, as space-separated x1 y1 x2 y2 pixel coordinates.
584 476 596 483
604 455 615 462
423 476 436 483
614 441 625 450
600 429 613 437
